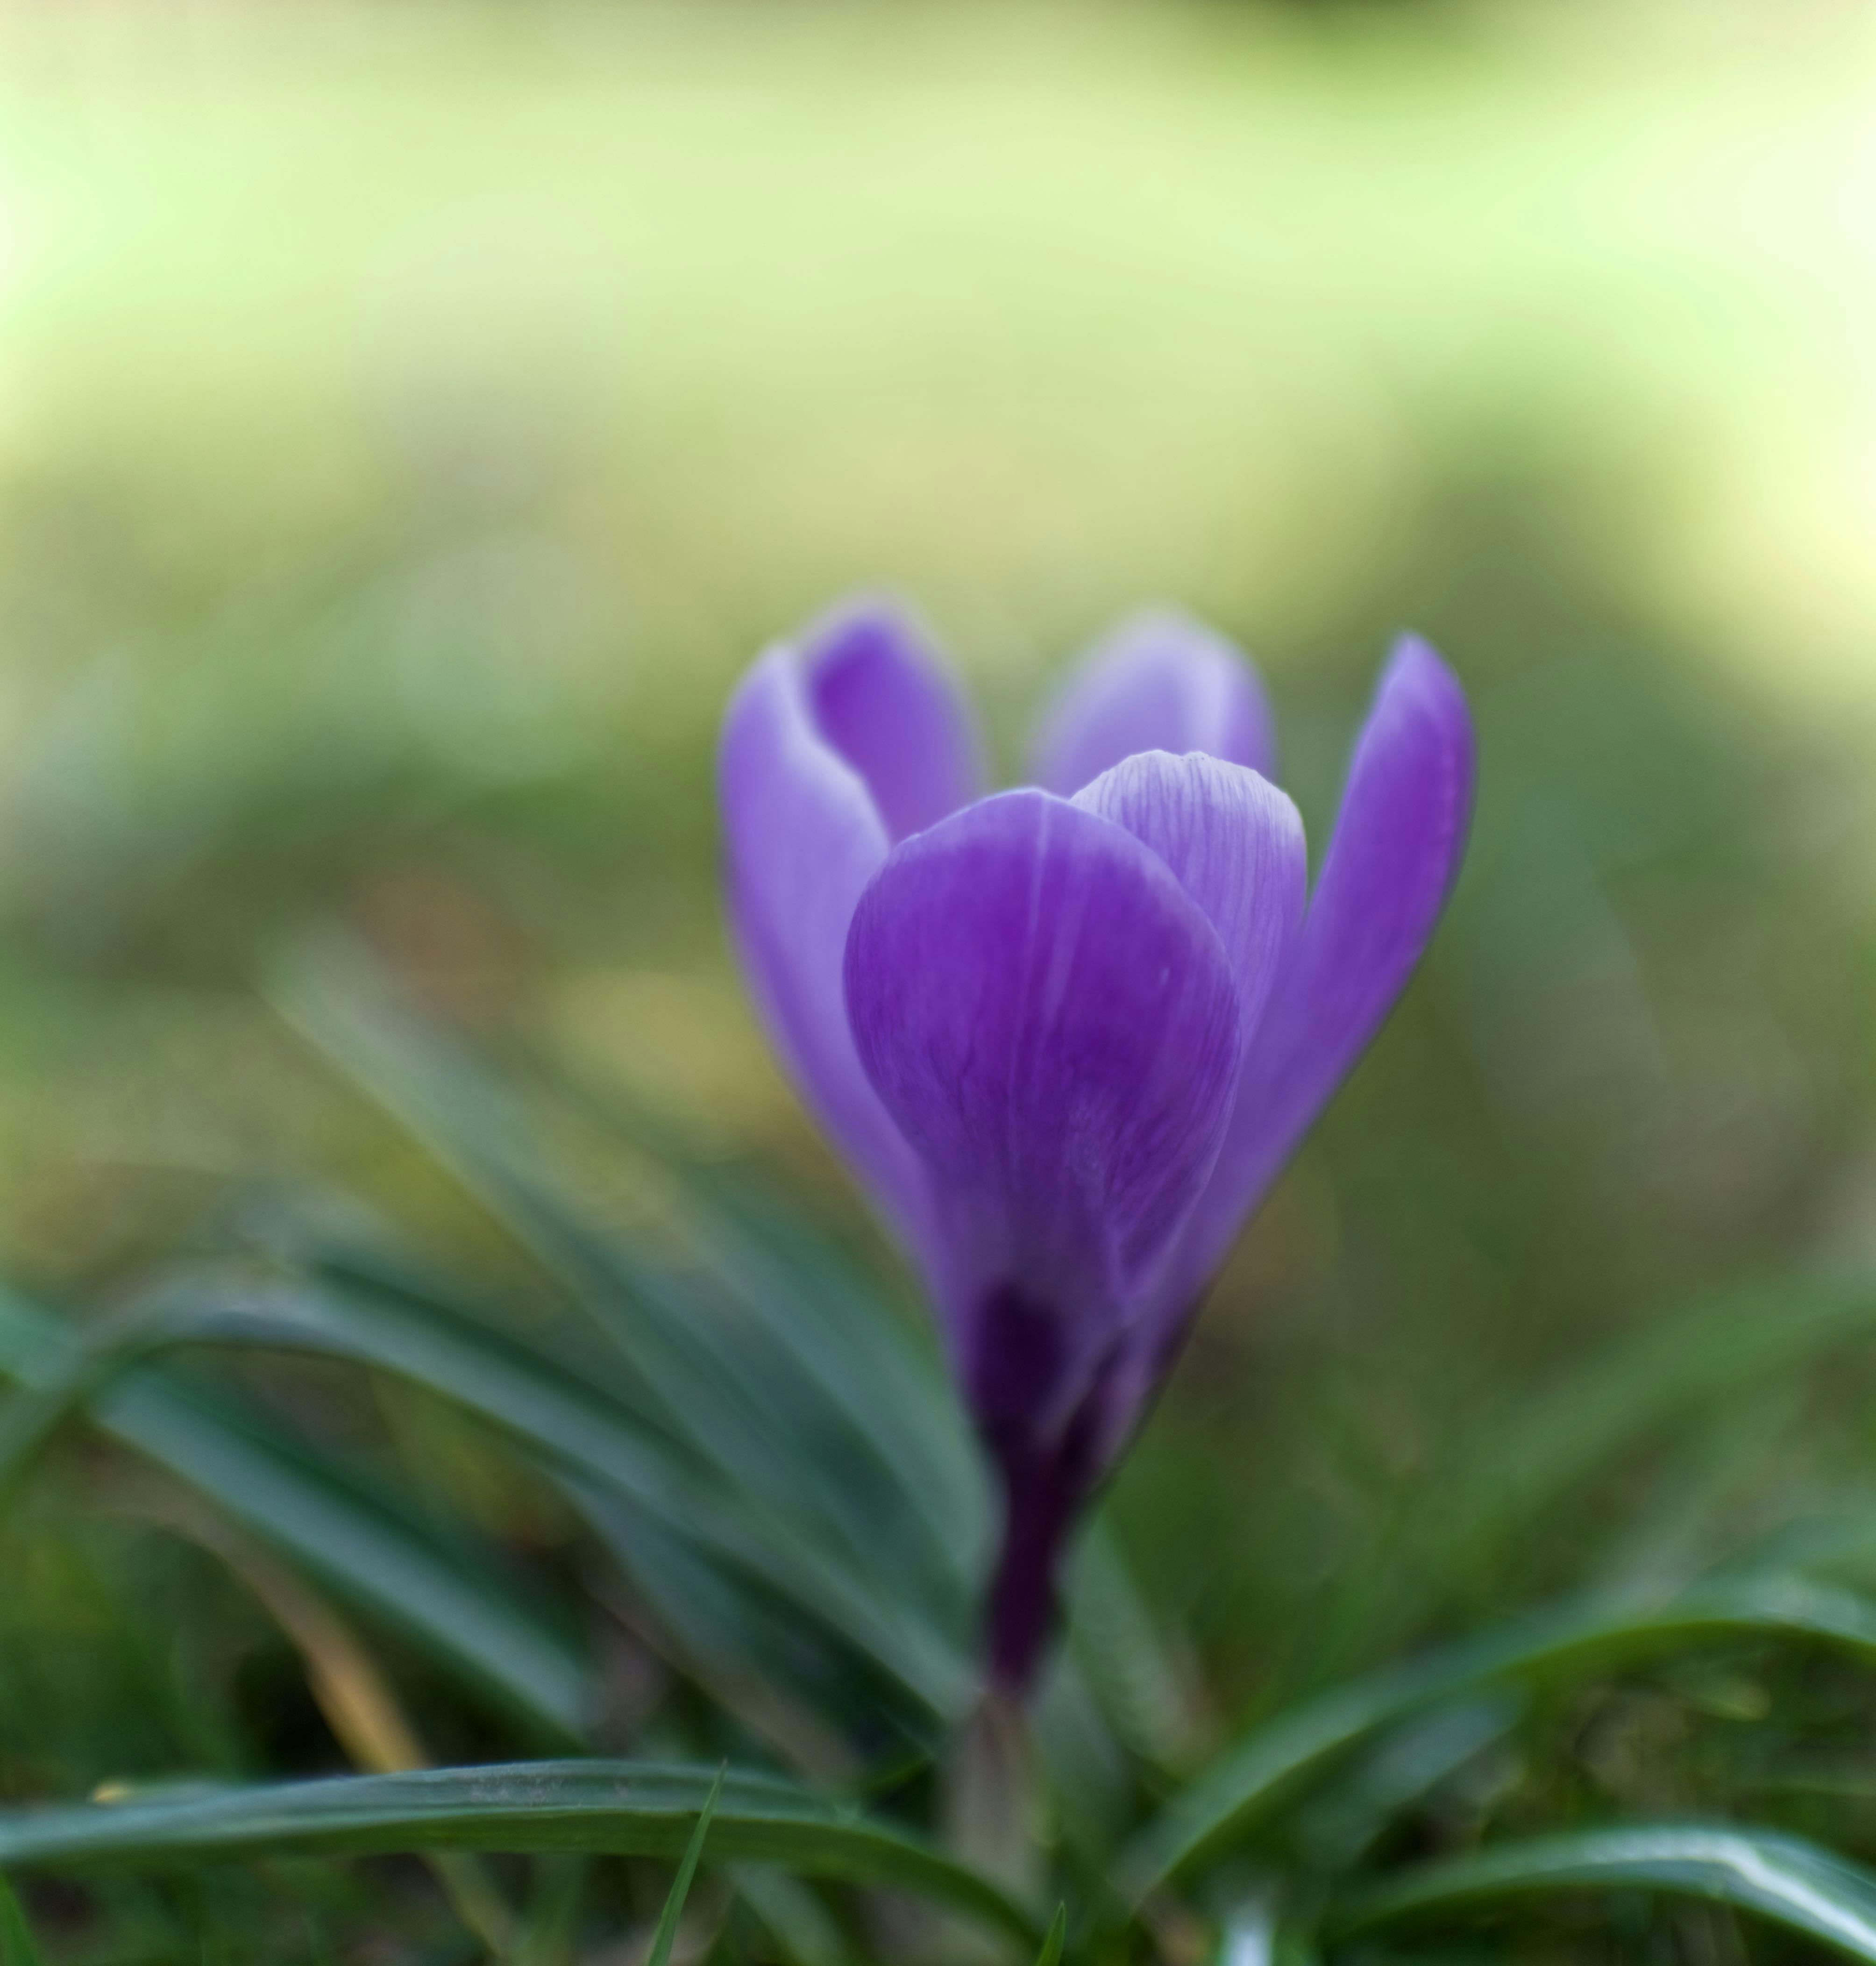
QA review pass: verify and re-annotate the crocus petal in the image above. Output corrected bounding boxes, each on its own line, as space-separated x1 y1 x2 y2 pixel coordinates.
799 597 981 841
1167 634 1476 1301
843 789 1242 1440
719 647 933 1252
1031 607 1276 795
1073 750 1307 1057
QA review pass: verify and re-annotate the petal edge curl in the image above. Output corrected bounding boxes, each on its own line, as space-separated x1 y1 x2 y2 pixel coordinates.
1032 608 1276 796
719 647 932 1252
1074 750 1306 1057
1167 633 1476 1303
799 598 981 842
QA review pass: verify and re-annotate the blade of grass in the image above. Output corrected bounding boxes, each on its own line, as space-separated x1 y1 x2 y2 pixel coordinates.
0 1874 43 1966
1127 1571 1876 1895
1297 1271 1876 1689
268 939 975 1710
0 1762 1041 1945
515 1853 590 1966
136 1491 519 1959
1288 1695 1522 1870
571 1482 917 1779
271 939 908 1560
1066 1518 1212 1774
0 1356 132 1509
286 933 990 1616
1033 1903 1067 1966
0 1284 594 1744
729 1866 850 1966
93 1268 971 1729
1402 1270 1876 1613
532 1060 988 1606
12 1247 944 1773
1329 1824 1876 1960
645 1767 725 1966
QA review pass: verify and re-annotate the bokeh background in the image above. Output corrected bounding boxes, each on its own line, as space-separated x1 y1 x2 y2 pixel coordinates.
0 0 1872 1944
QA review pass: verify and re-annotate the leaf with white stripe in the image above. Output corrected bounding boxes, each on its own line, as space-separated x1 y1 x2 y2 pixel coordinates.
1333 1825 1876 1961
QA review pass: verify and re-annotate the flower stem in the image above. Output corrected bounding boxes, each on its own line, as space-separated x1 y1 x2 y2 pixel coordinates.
944 1684 1042 1907
985 1452 1081 1693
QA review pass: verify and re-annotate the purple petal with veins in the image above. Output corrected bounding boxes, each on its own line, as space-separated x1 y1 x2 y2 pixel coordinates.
1164 634 1476 1313
718 603 982 1257
722 599 1474 1693
1074 749 1307 1066
843 790 1241 1682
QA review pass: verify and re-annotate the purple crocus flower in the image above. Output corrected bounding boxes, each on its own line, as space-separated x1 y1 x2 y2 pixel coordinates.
720 600 1474 1691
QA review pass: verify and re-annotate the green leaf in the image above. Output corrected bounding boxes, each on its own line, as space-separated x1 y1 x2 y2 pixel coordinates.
376 944 986 1621
113 1266 971 1732
1330 1824 1876 1960
1406 1271 1876 1611
537 1060 988 1604
1126 1571 1876 1895
1065 1517 1209 1774
0 1350 129 1506
1033 1903 1067 1966
0 1762 1040 1945
645 1766 724 1966
270 935 947 1575
0 1873 43 1966
1290 1695 1521 1869
265 938 978 1720
569 1482 927 1775
1735 1492 1876 1585
115 1232 938 1764
0 1284 594 1744
729 1864 851 1966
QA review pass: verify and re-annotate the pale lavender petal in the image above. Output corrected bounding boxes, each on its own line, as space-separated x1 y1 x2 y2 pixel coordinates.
843 789 1242 1439
1073 750 1306 1056
799 597 981 841
1166 634 1476 1302
1031 607 1275 795
719 647 932 1252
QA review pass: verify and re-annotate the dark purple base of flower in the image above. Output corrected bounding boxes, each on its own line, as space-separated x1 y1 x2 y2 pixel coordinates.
968 1284 1117 1691
983 1412 1115 1690
985 1453 1081 1690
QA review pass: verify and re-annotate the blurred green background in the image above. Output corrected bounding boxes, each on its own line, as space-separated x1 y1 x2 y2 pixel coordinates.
0 0 1873 1947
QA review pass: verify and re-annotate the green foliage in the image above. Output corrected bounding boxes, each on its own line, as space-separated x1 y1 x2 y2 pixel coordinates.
1127 1572 1876 1892
11 954 1876 1959
269 933 983 1746
1033 1903 1067 1966
0 1764 1034 1945
0 1878 43 1966
645 1768 725 1966
1333 1825 1876 1961
0 1286 594 1744
0 7 1867 1960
